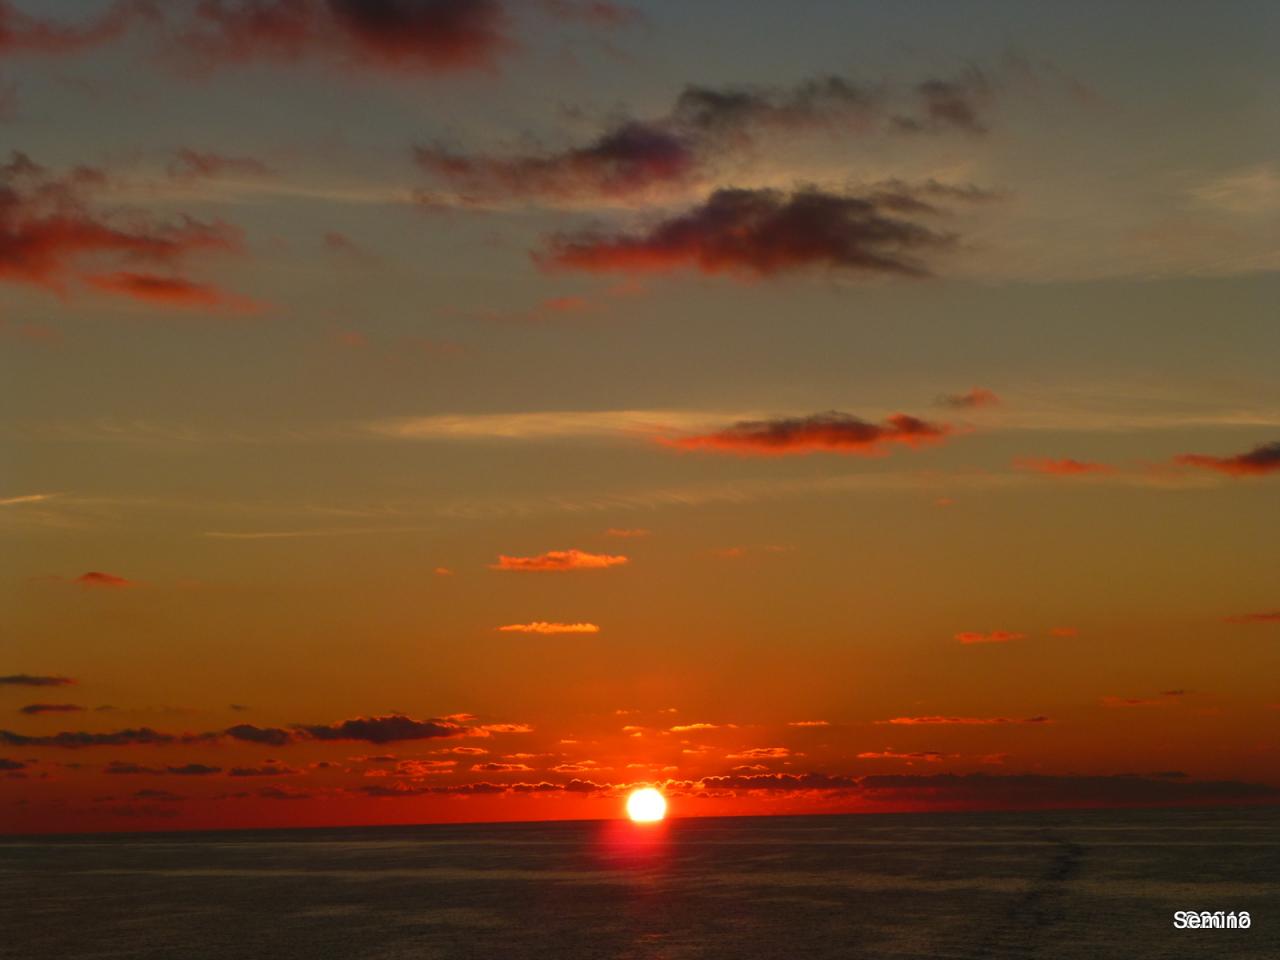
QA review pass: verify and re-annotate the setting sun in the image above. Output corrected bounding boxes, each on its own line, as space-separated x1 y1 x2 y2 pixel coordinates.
625 788 667 823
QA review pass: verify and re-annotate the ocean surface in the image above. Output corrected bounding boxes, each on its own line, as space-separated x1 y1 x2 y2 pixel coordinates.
2 806 1276 959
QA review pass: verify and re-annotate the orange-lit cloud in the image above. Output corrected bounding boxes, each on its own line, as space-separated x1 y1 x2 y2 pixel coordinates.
1224 610 1280 624
496 621 601 634
726 746 795 759
1014 457 1114 476
74 571 132 588
1176 441 1280 477
490 549 628 572
877 715 1051 725
665 411 949 456
787 720 830 727
605 527 650 538
856 749 949 762
1 152 241 293
954 630 1026 645
1049 627 1078 637
540 187 954 278
938 387 1000 409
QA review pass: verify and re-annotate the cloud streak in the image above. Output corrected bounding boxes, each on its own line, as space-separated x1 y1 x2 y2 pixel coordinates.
664 411 949 456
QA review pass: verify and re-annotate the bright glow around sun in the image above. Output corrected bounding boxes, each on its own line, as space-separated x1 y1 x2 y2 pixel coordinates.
626 787 667 822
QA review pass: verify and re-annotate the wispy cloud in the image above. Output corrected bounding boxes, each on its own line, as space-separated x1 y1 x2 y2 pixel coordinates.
496 622 601 634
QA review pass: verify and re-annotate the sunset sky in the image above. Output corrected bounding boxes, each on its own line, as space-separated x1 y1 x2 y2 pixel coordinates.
2 0 1278 834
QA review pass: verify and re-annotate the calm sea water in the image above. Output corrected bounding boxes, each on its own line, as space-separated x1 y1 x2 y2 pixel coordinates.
2 807 1276 959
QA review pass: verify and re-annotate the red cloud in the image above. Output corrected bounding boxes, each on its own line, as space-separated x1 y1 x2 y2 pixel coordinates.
1014 457 1114 476
490 549 628 572
954 630 1026 645
496 621 600 634
1 152 242 297
18 703 84 715
0 674 76 687
665 411 948 456
938 387 1000 409
540 187 953 278
87 272 260 311
0 0 138 55
176 0 509 73
1224 610 1280 625
1176 441 1280 477
74 571 132 588
877 715 1051 725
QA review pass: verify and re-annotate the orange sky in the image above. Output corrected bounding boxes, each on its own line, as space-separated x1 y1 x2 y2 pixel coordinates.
3 0 1279 833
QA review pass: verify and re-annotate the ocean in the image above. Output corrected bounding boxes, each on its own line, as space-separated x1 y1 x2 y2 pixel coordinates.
3 806 1276 959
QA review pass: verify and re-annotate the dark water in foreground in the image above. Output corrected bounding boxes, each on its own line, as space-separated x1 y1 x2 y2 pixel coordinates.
2 807 1277 959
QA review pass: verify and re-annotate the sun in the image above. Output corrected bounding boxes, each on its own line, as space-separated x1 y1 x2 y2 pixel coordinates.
625 787 667 822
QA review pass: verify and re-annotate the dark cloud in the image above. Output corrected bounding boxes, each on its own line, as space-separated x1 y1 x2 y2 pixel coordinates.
667 411 949 456
538 0 639 27
1 152 241 300
415 121 698 204
18 703 84 715
0 758 25 771
0 727 177 748
0 674 75 687
228 764 297 777
1176 441 1280 478
105 761 221 775
855 772 1277 810
539 187 954 278
257 785 311 800
174 0 508 72
414 72 996 204
296 713 470 744
224 723 293 746
132 788 182 801
897 69 992 135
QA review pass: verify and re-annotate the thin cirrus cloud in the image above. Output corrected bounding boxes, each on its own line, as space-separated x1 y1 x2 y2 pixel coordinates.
0 152 246 306
954 630 1026 645
938 387 1001 409
166 149 275 181
0 0 138 55
1014 457 1114 476
497 622 600 634
414 70 993 206
489 549 627 572
663 411 949 456
1175 441 1280 477
538 186 957 279
877 715 1051 725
